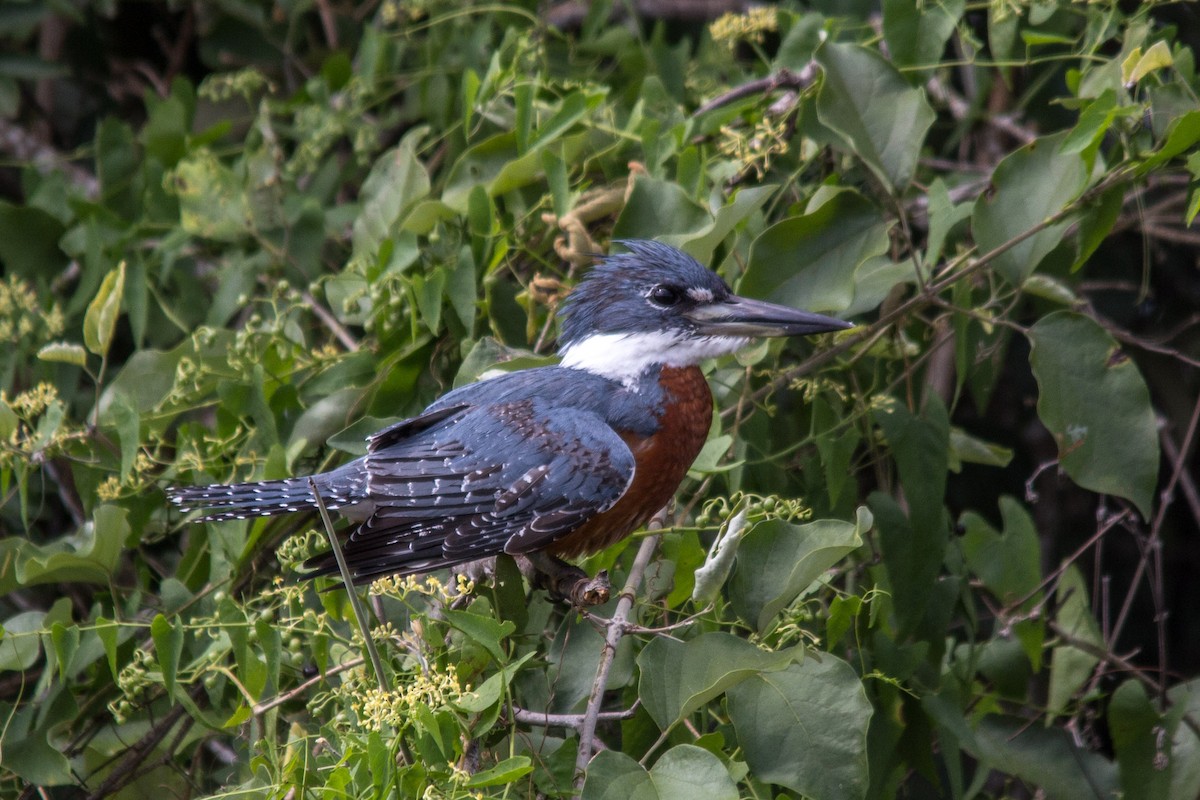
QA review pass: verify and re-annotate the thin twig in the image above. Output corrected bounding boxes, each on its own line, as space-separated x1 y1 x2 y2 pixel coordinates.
1050 621 1200 740
509 703 638 730
1160 432 1200 535
573 533 662 789
926 72 1037 145
0 118 99 198
314 0 339 48
83 686 202 800
253 656 366 715
309 479 388 691
724 166 1137 420
303 290 360 352
693 63 820 116
1109 393 1200 654
1010 508 1132 612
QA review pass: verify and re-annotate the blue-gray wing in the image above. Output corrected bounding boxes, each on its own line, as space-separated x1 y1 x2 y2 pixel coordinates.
306 399 635 583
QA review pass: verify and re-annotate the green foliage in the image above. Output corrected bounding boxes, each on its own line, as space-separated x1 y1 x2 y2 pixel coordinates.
2 1 1199 798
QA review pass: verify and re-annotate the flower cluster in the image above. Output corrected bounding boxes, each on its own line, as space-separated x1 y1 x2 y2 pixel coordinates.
0 275 64 346
348 662 464 732
198 67 275 102
716 115 791 179
709 7 778 50
0 383 85 471
369 572 475 603
96 451 162 501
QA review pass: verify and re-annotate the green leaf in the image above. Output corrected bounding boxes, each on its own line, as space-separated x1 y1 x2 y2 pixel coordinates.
611 176 711 243
816 41 935 191
813 394 860 508
1028 312 1159 516
775 13 826 71
872 395 950 636
351 129 432 264
0 201 67 277
582 744 738 800
171 149 252 240
462 68 480 136
14 504 128 587
0 610 46 671
825 595 863 651
960 497 1041 605
97 329 235 416
882 0 964 79
677 184 776 264
529 90 590 151
464 755 534 788
96 617 120 680
686 434 734 474
1021 29 1077 47
966 715 1118 799
455 652 536 714
49 622 80 682
255 617 281 697
447 244 478 331
727 655 873 800
728 508 869 633
0 707 73 786
83 261 126 357
925 177 973 268
151 613 184 698
636 632 801 729
1166 677 1200 800
443 608 515 663
972 132 1087 283
141 80 192 166
37 342 88 367
948 426 1013 471
1109 681 1171 800
743 189 890 314
1122 40 1173 86
441 131 587 211
1137 110 1200 175
1186 151 1200 226
411 267 446 333
288 387 369 453
1047 565 1103 715
1023 274 1079 305
109 394 140 481
1059 89 1125 163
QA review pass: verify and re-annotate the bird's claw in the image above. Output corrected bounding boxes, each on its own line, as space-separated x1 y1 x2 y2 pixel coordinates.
515 554 611 607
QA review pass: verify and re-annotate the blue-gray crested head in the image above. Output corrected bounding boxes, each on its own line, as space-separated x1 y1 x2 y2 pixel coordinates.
558 240 732 347
556 239 852 384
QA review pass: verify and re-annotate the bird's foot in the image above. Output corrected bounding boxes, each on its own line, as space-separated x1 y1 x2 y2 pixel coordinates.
514 553 611 607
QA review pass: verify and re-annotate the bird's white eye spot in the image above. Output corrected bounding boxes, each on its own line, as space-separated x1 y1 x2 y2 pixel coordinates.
687 287 714 303
648 284 682 307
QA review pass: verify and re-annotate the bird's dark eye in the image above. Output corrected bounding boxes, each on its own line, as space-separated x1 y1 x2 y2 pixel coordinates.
648 284 682 307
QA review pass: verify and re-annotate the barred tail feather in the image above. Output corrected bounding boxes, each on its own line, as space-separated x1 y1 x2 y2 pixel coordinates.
168 477 333 522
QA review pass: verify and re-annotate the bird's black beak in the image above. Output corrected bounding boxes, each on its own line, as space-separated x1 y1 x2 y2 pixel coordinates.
685 294 854 338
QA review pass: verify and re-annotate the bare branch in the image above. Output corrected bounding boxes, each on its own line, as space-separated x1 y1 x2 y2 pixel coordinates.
574 531 663 787
694 63 820 116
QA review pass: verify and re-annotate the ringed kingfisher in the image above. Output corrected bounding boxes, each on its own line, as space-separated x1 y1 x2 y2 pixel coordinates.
168 241 851 593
